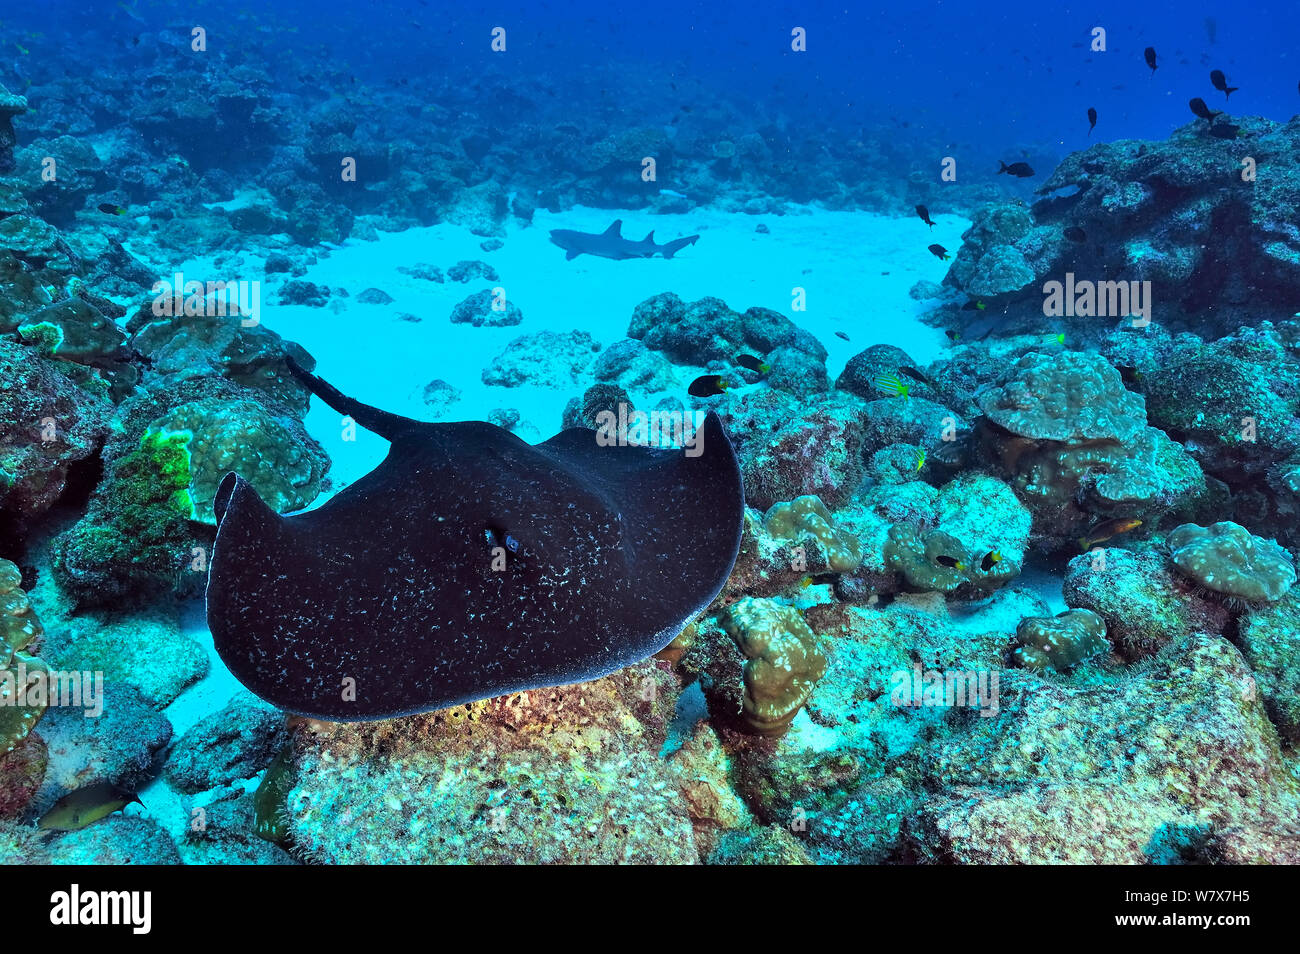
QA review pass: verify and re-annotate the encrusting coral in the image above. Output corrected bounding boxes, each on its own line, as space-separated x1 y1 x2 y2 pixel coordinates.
1010 608 1110 673
762 495 862 574
976 350 1204 543
719 596 828 736
1167 521 1296 603
145 398 327 524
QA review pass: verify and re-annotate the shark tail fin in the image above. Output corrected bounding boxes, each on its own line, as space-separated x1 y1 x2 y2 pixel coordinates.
603 220 623 237
661 235 700 259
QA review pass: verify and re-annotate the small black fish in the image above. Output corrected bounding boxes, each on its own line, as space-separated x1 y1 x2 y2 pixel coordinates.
916 204 935 229
927 244 950 261
960 300 985 312
1189 97 1222 121
734 354 769 374
897 366 931 386
1144 46 1158 74
980 550 1002 572
1208 122 1240 140
945 329 962 342
688 374 730 398
1064 226 1087 243
934 554 965 570
1116 365 1144 387
997 161 1034 178
1209 69 1238 100
835 331 850 342
97 202 126 215
1087 107 1097 135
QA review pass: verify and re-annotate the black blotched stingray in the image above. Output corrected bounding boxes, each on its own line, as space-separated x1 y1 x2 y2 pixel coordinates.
548 219 700 260
206 360 743 721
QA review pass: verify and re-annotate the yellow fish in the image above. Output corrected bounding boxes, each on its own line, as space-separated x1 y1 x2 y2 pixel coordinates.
39 782 143 832
874 372 910 401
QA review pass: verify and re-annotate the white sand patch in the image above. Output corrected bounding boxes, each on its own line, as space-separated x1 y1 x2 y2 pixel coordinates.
231 204 966 492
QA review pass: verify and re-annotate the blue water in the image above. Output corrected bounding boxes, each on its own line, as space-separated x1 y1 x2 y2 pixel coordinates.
5 0 1296 182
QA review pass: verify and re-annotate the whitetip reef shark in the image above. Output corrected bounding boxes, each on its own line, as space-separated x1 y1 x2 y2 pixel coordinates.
549 219 700 260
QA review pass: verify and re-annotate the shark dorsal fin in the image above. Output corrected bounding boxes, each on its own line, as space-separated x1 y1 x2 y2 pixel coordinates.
642 231 655 243
603 220 623 237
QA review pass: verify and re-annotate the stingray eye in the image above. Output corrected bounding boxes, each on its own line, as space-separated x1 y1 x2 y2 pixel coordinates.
484 528 498 547
504 534 521 554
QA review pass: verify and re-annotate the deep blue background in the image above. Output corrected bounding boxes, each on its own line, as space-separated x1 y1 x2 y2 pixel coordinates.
3 0 1295 171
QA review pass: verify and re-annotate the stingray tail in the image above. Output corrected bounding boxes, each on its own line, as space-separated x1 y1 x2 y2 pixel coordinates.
661 235 700 259
285 356 420 441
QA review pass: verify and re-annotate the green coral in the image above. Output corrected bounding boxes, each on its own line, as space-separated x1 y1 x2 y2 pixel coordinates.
1010 608 1110 672
146 399 327 524
16 320 62 355
51 428 199 606
1168 521 1296 603
721 597 828 736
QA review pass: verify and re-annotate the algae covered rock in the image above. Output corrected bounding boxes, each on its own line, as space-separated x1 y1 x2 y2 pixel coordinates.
287 660 703 864
914 633 1296 863
481 329 601 388
721 389 869 510
1063 547 1230 658
1237 594 1300 746
131 312 316 413
0 339 114 528
166 692 286 794
1167 521 1296 603
449 287 522 327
